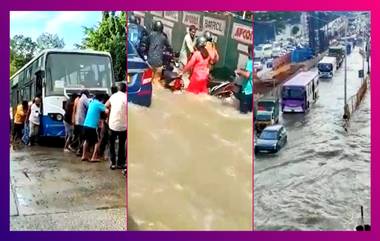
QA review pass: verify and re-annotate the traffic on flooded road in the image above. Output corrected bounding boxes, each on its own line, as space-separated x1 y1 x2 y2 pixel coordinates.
254 11 370 230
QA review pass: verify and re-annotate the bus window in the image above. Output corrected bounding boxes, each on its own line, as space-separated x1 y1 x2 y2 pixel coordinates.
27 66 33 82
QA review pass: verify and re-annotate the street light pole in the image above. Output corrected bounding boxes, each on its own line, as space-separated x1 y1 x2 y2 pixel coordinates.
344 18 348 112
362 39 365 84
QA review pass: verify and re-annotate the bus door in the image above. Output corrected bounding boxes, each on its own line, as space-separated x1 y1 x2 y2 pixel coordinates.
35 71 43 98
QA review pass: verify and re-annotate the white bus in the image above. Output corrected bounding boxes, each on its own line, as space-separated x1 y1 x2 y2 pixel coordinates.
317 56 337 79
10 49 115 138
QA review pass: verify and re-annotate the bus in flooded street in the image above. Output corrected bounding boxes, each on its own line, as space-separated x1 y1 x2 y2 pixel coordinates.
281 71 319 113
318 56 337 79
10 49 114 138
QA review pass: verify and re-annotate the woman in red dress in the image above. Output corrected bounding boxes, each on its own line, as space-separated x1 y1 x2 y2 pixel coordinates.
181 36 212 94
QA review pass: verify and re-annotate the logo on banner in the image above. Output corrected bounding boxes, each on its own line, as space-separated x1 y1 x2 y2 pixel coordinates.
203 16 225 36
231 22 253 45
182 12 201 29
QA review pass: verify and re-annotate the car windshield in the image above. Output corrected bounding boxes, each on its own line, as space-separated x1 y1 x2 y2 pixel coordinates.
282 87 305 100
46 53 113 96
256 113 272 121
318 63 333 72
258 101 275 110
260 130 278 140
255 46 263 51
329 47 343 55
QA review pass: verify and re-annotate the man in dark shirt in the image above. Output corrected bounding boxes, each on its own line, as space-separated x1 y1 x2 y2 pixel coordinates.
64 93 78 152
128 13 149 58
146 20 171 88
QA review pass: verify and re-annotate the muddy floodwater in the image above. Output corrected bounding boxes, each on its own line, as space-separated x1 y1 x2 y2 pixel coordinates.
128 90 252 230
254 48 371 230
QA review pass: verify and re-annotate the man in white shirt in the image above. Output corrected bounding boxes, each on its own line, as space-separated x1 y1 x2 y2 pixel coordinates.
179 25 197 68
179 25 197 88
106 82 127 170
28 97 41 146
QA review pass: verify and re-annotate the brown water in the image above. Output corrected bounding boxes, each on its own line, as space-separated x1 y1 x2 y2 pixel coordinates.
127 89 252 230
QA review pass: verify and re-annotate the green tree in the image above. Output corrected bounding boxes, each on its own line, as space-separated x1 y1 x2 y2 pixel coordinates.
36 33 65 52
10 35 37 76
255 12 302 34
78 11 126 82
10 33 65 76
291 26 300 35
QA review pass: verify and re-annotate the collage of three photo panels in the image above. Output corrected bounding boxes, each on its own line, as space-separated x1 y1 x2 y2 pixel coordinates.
9 10 370 231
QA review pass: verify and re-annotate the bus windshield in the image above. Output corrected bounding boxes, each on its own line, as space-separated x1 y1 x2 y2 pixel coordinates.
282 87 305 100
318 63 333 72
46 53 113 96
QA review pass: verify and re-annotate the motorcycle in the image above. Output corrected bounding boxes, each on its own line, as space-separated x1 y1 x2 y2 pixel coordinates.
209 73 242 100
161 51 183 92
160 52 241 101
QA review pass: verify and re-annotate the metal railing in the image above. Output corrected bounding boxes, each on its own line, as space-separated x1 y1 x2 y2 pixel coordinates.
344 76 369 121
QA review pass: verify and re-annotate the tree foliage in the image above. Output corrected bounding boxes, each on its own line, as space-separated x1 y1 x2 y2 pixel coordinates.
77 11 126 82
36 33 65 52
10 35 37 76
255 12 302 34
10 33 65 76
291 26 300 35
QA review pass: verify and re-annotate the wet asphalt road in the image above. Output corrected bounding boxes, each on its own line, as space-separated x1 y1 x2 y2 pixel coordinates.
10 145 126 231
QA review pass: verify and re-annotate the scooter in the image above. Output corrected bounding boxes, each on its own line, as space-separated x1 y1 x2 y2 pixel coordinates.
161 54 241 100
209 73 242 99
161 51 183 92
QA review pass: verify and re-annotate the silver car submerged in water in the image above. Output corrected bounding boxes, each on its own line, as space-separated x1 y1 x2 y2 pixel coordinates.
255 125 287 154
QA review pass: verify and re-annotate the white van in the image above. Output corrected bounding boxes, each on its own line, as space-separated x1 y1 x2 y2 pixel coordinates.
317 56 337 79
262 44 273 59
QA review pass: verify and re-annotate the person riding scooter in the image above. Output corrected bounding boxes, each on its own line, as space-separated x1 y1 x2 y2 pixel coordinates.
146 20 172 88
128 14 149 59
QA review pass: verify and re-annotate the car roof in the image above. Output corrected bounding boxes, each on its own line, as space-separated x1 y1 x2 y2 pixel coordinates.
263 125 283 131
258 97 278 102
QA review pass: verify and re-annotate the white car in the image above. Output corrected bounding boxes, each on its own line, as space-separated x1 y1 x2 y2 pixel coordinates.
254 45 265 59
271 47 282 58
254 61 263 71
262 44 273 59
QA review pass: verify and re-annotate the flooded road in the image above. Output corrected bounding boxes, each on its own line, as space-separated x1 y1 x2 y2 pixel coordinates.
10 145 126 230
128 90 252 230
254 48 371 230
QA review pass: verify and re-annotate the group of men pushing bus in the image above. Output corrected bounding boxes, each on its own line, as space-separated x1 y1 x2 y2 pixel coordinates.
11 82 127 174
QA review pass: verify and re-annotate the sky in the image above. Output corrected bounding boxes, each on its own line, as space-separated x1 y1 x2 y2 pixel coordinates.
10 11 103 49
